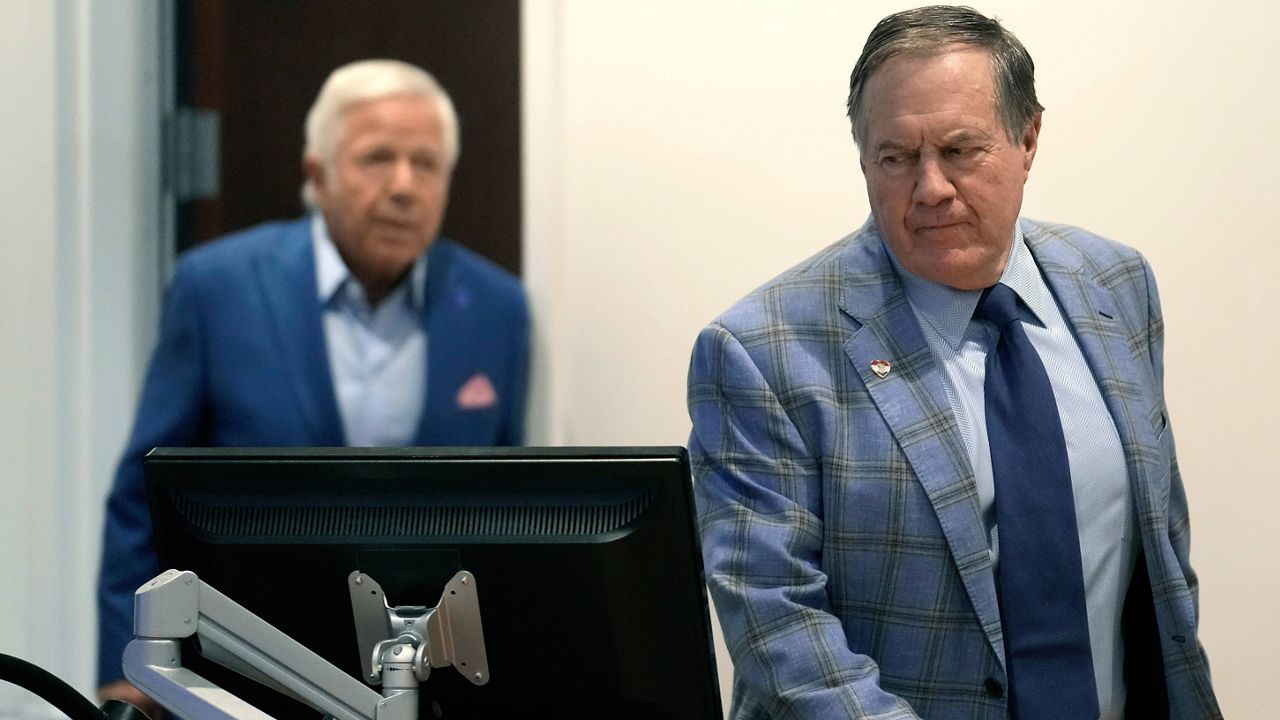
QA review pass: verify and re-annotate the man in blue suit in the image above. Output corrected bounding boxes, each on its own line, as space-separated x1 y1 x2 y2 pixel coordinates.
96 60 528 708
690 7 1219 719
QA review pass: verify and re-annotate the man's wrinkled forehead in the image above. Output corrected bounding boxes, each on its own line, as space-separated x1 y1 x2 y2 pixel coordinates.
861 50 999 129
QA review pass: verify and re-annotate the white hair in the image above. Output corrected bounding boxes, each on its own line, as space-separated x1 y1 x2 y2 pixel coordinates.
301 59 459 207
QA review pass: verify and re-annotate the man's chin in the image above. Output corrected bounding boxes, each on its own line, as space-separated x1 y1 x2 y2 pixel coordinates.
930 254 1006 289
896 243 1004 289
372 249 424 274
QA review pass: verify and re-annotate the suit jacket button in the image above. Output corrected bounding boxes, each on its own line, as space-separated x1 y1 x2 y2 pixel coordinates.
984 678 1004 698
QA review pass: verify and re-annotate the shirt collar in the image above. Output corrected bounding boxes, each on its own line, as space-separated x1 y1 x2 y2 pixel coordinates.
311 213 428 310
885 219 1049 349
995 221 1053 329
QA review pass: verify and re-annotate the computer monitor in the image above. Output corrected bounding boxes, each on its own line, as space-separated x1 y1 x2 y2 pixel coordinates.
144 446 722 720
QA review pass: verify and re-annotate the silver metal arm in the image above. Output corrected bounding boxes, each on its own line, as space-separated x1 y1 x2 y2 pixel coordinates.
122 568 487 720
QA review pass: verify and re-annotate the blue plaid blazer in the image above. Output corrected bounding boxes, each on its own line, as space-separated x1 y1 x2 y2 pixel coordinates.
689 219 1220 719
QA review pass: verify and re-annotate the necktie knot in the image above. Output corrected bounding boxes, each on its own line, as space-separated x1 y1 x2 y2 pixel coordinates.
974 283 1022 328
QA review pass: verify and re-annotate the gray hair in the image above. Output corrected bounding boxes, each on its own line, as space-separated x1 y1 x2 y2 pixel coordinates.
302 59 459 206
846 5 1043 150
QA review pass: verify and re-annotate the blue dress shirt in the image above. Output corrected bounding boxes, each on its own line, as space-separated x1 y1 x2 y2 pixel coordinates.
312 214 428 447
887 221 1138 720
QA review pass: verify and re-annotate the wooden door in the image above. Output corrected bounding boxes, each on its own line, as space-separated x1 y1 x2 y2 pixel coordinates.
175 0 522 275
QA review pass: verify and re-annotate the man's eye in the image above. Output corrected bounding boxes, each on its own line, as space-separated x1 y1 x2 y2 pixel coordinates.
878 153 917 172
362 151 395 165
947 146 980 159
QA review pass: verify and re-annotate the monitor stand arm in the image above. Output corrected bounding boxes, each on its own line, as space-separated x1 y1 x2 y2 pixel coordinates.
122 569 489 720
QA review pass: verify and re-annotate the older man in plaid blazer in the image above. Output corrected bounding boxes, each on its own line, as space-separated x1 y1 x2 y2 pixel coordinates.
689 7 1219 720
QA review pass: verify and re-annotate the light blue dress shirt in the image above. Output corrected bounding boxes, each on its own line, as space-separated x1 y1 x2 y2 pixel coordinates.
886 221 1137 720
312 214 427 447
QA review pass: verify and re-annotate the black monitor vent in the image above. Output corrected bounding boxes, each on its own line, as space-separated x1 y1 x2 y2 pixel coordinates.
169 492 655 541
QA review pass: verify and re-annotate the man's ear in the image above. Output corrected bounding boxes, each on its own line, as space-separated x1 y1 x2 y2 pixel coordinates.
1021 112 1042 174
303 154 327 194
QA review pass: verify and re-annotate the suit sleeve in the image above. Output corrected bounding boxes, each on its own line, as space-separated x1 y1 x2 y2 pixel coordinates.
688 322 921 720
96 261 208 687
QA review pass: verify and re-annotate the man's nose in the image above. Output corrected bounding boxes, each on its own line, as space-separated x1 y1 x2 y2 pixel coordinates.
388 158 417 197
912 156 956 207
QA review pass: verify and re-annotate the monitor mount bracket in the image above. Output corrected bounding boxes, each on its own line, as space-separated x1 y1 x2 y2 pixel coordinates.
348 571 489 689
122 568 489 720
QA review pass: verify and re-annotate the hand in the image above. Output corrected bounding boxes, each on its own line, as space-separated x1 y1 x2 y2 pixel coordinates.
98 679 162 719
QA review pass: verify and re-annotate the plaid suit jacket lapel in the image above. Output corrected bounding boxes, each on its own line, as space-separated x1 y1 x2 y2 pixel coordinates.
1022 221 1168 522
837 235 1008 670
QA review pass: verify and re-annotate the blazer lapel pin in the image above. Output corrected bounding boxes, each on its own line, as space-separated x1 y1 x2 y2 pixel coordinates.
870 359 891 379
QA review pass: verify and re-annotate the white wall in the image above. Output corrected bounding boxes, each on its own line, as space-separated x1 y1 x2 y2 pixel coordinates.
523 2 1280 717
0 1 160 715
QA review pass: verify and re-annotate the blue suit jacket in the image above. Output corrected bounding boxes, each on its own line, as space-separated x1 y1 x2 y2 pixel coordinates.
689 219 1220 719
97 217 529 685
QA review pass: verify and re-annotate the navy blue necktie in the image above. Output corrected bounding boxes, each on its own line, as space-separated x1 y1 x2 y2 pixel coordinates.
976 283 1099 720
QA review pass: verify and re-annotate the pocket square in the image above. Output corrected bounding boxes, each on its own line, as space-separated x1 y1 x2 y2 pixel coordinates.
456 373 498 410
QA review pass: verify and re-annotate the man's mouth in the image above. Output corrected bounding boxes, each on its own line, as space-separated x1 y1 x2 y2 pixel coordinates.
376 218 418 230
912 220 966 232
